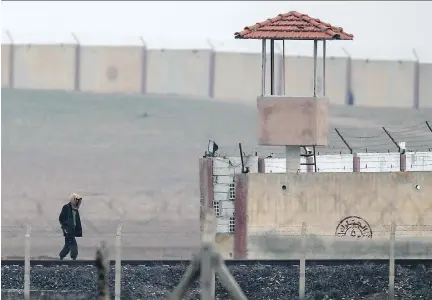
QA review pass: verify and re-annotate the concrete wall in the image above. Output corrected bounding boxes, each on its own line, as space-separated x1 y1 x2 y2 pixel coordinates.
351 59 415 108
213 52 277 103
1 44 11 87
147 49 211 97
79 46 142 94
13 44 76 90
284 57 347 105
241 172 432 259
3 43 432 108
420 63 432 108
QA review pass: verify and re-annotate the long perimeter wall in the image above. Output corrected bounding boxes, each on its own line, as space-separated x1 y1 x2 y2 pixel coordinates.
2 43 432 108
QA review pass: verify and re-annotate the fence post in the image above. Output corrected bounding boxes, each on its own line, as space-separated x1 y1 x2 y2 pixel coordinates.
201 210 216 299
389 221 396 300
24 225 31 300
353 153 360 172
299 222 307 300
115 224 123 300
96 242 109 300
399 142 406 172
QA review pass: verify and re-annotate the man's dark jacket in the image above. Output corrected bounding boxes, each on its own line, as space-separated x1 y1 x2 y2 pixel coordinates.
59 203 83 237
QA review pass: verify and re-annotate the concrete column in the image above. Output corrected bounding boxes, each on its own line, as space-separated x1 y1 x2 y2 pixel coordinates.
285 146 300 173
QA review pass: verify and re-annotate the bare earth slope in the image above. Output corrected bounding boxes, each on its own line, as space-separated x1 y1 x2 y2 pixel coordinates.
2 88 432 259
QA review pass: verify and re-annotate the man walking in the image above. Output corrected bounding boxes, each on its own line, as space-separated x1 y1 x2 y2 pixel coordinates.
59 193 83 260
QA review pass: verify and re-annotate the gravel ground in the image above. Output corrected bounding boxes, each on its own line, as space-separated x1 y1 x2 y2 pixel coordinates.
2 263 431 299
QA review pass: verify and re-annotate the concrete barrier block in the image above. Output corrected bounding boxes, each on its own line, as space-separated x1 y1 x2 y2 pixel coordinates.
14 44 76 90
352 59 415 108
79 46 142 94
1 44 11 87
419 63 432 108
146 49 211 97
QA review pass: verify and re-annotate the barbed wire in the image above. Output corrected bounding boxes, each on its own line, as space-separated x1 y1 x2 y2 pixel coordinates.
210 121 432 159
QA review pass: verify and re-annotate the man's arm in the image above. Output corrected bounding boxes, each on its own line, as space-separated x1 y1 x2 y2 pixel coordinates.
59 205 67 227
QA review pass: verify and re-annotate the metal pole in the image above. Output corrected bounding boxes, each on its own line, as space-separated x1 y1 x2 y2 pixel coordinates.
115 224 123 300
24 225 31 300
313 40 318 97
261 39 267 96
389 221 396 300
200 211 216 300
299 222 306 300
282 40 286 95
322 40 326 97
270 39 275 95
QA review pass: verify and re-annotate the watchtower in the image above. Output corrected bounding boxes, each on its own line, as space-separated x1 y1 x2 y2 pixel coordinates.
235 11 353 172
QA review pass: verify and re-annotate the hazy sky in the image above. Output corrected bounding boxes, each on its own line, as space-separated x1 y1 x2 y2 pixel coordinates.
1 1 431 61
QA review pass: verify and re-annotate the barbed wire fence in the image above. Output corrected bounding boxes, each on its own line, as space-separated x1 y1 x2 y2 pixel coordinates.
211 121 432 159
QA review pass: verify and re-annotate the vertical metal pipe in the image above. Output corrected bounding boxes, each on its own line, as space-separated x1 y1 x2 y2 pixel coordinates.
299 222 307 300
322 40 326 97
115 224 123 300
24 225 31 300
389 221 396 300
261 39 267 96
282 40 286 95
313 40 318 97
270 39 275 95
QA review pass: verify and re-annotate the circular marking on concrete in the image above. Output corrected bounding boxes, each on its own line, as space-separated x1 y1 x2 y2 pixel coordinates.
106 66 118 81
335 216 372 238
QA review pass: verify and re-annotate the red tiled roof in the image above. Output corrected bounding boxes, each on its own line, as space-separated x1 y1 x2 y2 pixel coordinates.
235 11 353 40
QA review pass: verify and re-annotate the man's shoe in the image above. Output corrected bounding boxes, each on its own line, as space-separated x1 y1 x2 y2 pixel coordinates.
59 256 64 260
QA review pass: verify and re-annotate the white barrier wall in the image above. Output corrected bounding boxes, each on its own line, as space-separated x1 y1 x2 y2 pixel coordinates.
79 46 142 94
1 44 11 88
146 49 211 97
263 152 432 173
419 63 432 108
3 43 432 108
351 59 415 108
13 44 76 90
